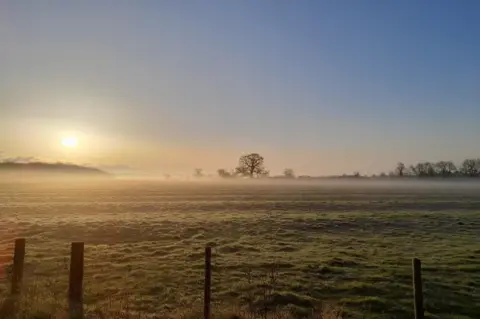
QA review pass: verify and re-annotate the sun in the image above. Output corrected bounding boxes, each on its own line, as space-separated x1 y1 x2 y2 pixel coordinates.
61 136 78 148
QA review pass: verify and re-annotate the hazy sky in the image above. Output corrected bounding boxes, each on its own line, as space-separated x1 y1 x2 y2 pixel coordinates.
1 1 479 175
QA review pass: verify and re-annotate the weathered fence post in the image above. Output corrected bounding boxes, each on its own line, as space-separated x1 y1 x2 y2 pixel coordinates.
204 246 212 319
412 258 424 319
11 238 26 295
69 242 84 319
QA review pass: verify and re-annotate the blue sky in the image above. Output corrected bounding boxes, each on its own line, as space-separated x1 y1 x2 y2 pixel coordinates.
1 1 479 175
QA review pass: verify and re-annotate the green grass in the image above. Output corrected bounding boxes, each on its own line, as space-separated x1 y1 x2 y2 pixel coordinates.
0 182 479 318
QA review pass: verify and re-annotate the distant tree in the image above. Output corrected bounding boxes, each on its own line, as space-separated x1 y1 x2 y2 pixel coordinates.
259 169 270 178
194 168 204 178
425 162 436 177
236 153 267 178
396 162 406 177
418 163 428 176
409 165 418 176
283 168 295 178
379 172 387 177
163 174 171 180
217 169 233 178
449 162 457 176
434 161 446 176
461 159 479 177
412 162 432 177
353 171 361 178
435 161 456 177
235 166 247 176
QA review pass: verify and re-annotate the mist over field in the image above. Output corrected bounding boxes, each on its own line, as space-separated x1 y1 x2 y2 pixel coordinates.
2 1 480 318
1 181 479 318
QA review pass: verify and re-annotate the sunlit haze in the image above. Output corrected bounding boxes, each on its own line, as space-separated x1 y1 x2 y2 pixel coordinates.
1 1 479 176
61 136 78 148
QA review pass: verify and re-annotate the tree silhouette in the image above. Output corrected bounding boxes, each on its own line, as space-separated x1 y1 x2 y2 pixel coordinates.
396 162 406 176
409 165 418 176
236 153 267 178
283 168 295 178
435 161 456 177
259 169 270 178
462 159 479 177
194 168 204 178
425 162 436 177
217 169 234 178
411 162 432 177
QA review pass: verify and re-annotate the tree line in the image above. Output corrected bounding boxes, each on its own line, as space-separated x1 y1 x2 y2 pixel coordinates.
392 159 480 178
194 153 480 179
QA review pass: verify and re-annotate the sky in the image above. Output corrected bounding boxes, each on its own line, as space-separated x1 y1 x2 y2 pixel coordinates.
1 0 479 176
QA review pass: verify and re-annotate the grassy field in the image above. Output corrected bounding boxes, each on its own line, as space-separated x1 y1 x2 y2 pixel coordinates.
0 181 479 318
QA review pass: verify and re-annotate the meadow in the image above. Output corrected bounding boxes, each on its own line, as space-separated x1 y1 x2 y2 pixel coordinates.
0 181 479 318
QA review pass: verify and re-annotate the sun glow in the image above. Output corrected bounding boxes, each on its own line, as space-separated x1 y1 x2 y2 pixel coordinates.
61 136 78 148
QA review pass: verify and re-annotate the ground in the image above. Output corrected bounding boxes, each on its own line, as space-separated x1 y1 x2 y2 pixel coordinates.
0 181 479 318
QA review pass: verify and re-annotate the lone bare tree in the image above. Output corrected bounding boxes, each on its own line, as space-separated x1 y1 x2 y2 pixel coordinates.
236 153 267 178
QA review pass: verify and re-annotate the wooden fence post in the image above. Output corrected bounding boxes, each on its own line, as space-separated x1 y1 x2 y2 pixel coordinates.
412 258 424 319
204 246 212 319
11 238 25 295
69 242 84 319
